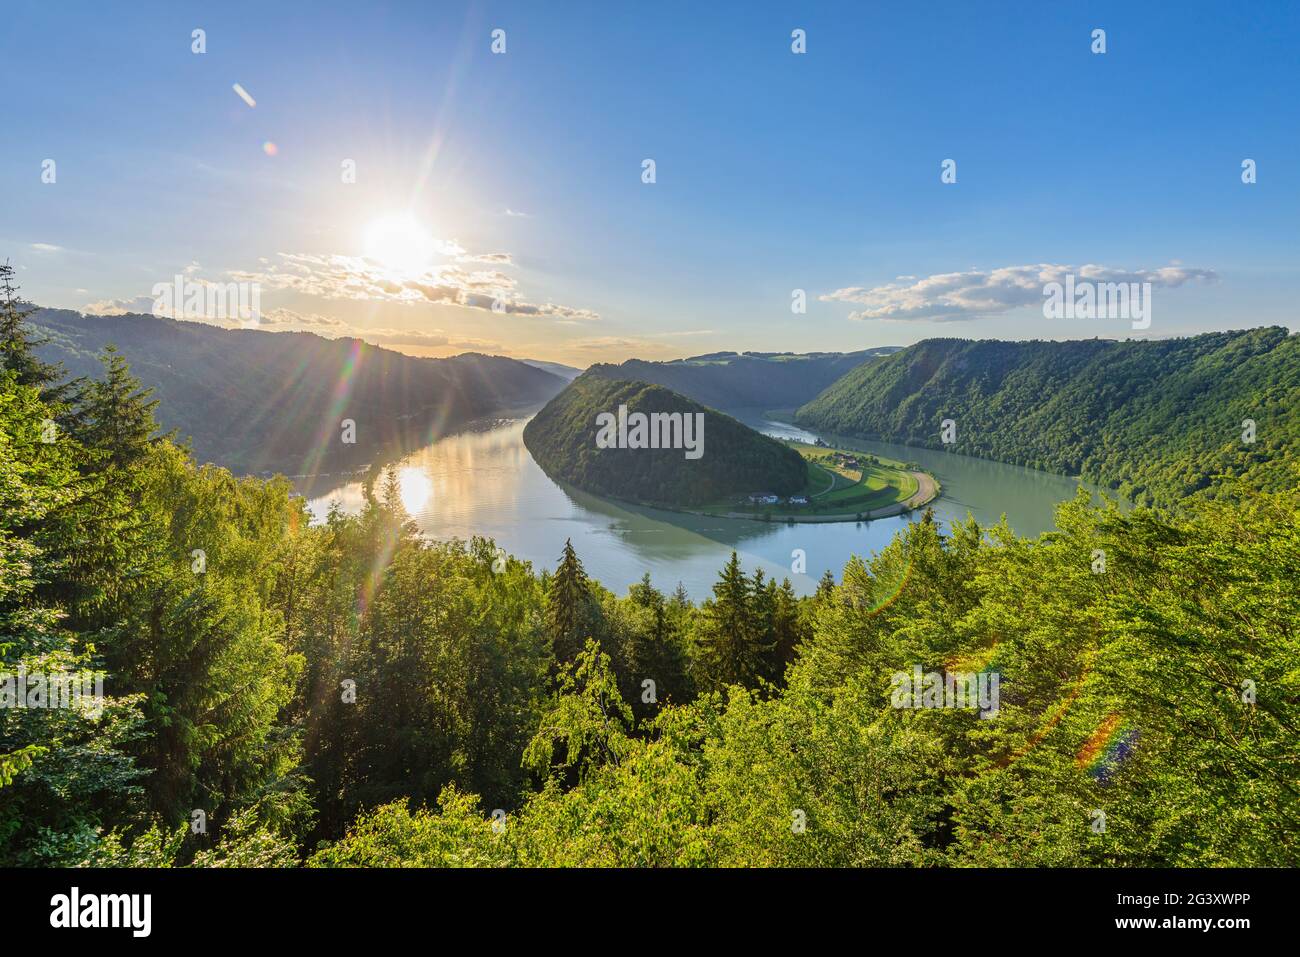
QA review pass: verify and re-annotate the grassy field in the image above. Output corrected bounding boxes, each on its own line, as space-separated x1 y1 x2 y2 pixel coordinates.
695 441 932 521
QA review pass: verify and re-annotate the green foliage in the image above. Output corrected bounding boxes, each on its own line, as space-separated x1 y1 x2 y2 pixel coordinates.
5 299 1296 868
69 345 162 470
29 308 566 474
523 371 807 506
0 371 148 864
82 807 299 868
0 263 65 396
524 640 635 779
307 482 1300 867
795 328 1300 507
296 514 552 839
545 539 595 664
589 348 895 411
308 788 512 868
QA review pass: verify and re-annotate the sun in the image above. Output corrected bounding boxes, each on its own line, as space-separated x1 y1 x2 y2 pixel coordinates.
363 213 438 274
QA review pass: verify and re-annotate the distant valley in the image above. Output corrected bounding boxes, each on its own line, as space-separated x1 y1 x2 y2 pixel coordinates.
31 309 569 475
588 348 898 412
29 311 1299 513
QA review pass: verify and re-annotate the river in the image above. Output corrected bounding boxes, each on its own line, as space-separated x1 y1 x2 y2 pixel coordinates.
301 411 1101 600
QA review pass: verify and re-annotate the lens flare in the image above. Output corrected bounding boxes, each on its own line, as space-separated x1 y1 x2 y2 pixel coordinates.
1076 714 1139 783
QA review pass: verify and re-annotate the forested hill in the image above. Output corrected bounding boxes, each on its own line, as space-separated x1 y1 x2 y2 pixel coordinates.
795 327 1300 507
5 271 1297 868
589 348 897 411
30 309 567 475
522 370 807 506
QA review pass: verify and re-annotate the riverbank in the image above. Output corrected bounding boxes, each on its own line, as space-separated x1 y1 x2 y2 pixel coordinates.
666 440 941 524
697 467 938 523
300 414 1090 599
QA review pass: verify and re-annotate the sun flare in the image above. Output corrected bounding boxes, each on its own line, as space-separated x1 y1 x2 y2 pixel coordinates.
363 213 438 274
398 466 434 515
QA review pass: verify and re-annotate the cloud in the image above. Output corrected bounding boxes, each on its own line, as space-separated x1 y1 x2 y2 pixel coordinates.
349 328 500 351
257 307 348 329
456 251 514 265
567 335 701 361
231 250 597 322
29 243 62 253
571 337 647 351
83 295 158 316
821 263 1218 322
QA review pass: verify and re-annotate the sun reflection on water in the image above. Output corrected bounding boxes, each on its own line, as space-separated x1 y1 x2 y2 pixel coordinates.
398 466 434 515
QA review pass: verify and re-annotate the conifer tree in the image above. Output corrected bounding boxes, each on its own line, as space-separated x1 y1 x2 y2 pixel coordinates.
622 573 691 715
546 538 592 663
815 568 836 600
693 551 769 690
768 577 806 680
0 261 67 399
73 345 161 470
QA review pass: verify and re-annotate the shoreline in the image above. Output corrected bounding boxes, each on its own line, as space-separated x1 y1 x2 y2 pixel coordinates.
590 467 941 525
695 467 940 524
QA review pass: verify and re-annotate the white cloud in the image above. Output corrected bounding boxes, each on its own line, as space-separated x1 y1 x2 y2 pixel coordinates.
349 328 500 351
567 335 699 361
457 251 514 265
821 263 1218 322
257 307 348 329
230 250 597 322
83 295 157 315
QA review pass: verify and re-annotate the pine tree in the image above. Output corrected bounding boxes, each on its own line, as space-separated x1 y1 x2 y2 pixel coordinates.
749 567 776 674
693 551 770 690
815 568 836 599
73 345 161 470
622 573 691 717
0 261 67 398
546 539 592 663
379 466 403 515
0 374 147 863
768 577 806 681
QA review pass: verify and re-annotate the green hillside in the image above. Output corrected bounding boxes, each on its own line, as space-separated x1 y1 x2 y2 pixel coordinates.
522 371 806 507
4 267 1297 870
590 348 896 411
796 327 1300 507
31 309 567 475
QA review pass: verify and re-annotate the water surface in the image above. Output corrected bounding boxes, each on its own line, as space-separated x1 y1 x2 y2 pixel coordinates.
302 413 1098 600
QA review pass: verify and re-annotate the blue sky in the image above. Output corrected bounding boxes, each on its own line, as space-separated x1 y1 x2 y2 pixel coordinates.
3 0 1297 365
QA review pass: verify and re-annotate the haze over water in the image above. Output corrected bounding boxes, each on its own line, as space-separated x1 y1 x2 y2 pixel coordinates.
302 412 1097 601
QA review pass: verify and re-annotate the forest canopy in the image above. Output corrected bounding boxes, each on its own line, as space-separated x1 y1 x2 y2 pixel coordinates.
2 267 1296 867
523 370 808 507
795 328 1300 508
